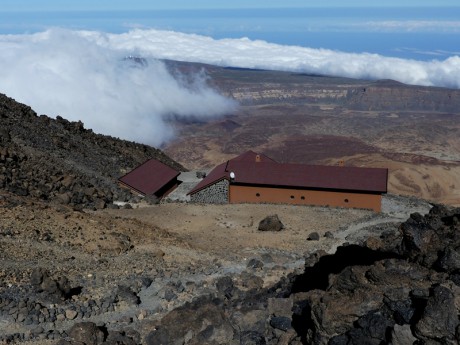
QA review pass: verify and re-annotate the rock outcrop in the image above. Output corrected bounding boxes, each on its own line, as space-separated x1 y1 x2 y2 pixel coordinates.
0 93 185 208
290 204 460 344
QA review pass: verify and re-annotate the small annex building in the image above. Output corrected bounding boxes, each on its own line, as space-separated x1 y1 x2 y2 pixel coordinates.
118 159 181 200
188 151 388 212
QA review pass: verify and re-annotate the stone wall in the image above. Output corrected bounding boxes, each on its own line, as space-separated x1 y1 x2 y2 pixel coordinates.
190 179 229 204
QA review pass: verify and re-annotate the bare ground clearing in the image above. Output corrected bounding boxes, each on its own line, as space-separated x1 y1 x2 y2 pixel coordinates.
103 194 431 265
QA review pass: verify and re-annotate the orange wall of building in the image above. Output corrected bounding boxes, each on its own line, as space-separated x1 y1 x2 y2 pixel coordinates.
229 185 382 212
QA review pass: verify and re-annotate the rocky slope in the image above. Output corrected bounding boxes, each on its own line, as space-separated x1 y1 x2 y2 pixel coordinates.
1 196 454 344
0 181 431 340
0 93 184 209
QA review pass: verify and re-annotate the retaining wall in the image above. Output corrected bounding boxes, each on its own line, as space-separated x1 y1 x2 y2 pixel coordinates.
190 179 229 204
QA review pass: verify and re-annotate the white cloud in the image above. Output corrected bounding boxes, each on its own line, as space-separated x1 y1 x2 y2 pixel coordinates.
0 29 237 146
86 28 460 89
393 47 460 59
1 28 460 147
362 20 460 33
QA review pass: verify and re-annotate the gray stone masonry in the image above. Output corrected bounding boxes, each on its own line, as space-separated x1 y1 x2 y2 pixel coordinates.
191 179 229 204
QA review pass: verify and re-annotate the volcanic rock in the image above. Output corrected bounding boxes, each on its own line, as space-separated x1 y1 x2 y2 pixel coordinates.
116 285 140 306
247 258 264 270
307 232 320 241
258 214 284 232
65 309 78 320
239 271 264 291
145 298 234 345
390 324 417 345
288 205 460 344
239 331 267 345
105 331 139 345
414 284 458 341
215 276 235 299
30 268 71 302
268 297 294 318
270 316 292 331
67 322 105 345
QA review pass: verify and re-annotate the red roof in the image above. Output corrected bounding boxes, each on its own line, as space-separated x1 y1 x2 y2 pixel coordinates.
189 151 387 195
230 150 277 163
226 161 387 193
118 159 180 196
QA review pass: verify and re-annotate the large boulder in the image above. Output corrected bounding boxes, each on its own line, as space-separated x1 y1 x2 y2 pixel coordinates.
390 324 417 345
414 284 459 342
30 268 71 302
215 276 235 299
67 322 105 345
258 214 284 232
437 245 460 273
399 214 440 267
116 285 140 306
145 298 235 345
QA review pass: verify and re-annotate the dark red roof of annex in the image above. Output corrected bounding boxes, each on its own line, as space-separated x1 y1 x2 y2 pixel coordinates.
226 161 388 193
118 159 180 196
189 151 388 195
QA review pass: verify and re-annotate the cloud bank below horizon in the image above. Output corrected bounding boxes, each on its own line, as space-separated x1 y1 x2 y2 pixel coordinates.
0 29 237 146
94 28 460 89
1 28 459 146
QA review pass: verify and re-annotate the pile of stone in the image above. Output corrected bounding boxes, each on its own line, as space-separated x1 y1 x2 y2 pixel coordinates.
0 261 106 339
0 246 298 344
0 268 123 342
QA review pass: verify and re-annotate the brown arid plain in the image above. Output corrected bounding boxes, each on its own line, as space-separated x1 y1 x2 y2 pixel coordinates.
163 61 460 206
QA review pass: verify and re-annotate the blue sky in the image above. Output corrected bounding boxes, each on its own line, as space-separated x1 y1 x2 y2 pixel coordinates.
1 1 459 61
1 0 459 11
2 2 458 34
1 2 459 35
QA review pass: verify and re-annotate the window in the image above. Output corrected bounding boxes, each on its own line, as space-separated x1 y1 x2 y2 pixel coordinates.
344 199 349 203
290 195 295 199
301 196 305 200
256 193 260 197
